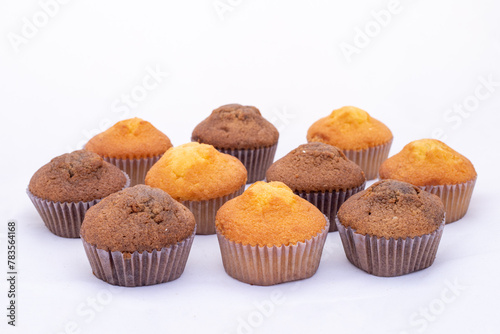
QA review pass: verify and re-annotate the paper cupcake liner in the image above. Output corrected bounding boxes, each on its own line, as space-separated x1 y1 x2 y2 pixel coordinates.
419 178 476 224
81 228 196 287
295 182 366 232
216 219 330 286
336 217 445 277
27 172 130 238
182 185 246 235
342 140 392 181
103 155 162 186
217 144 278 184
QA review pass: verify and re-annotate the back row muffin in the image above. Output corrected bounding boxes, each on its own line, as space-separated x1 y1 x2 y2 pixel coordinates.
192 104 279 183
86 117 172 186
307 106 393 180
380 139 477 223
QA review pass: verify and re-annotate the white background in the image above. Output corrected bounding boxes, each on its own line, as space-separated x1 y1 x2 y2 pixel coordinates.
1 0 500 333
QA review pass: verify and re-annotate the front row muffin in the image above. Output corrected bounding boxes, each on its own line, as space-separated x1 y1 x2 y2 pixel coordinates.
379 139 477 223
146 142 247 234
336 179 445 277
192 104 279 183
215 181 329 286
80 185 196 287
27 150 130 238
266 142 366 231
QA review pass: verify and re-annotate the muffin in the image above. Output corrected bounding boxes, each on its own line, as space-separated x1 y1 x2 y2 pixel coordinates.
192 104 279 183
145 142 247 234
266 142 366 232
80 185 196 287
379 139 477 223
307 106 393 180
215 181 329 286
85 117 172 186
336 179 445 277
27 150 129 238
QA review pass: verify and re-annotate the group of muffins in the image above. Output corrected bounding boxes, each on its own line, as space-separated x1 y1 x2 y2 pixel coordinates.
27 104 477 287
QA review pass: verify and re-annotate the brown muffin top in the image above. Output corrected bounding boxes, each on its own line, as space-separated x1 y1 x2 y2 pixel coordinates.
266 142 365 192
80 185 195 253
85 117 173 159
337 180 444 239
307 106 393 150
29 150 128 203
379 139 477 186
191 104 279 149
216 182 327 247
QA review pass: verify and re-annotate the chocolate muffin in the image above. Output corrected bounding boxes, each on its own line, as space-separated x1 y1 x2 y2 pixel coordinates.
266 143 365 231
192 104 279 183
336 180 445 277
27 150 129 238
80 185 196 287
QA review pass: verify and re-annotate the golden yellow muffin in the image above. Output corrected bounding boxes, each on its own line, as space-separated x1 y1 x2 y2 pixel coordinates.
379 139 477 224
307 106 392 151
146 142 247 234
146 142 247 201
85 118 172 186
307 106 393 180
379 139 476 186
216 181 327 247
85 117 172 159
215 181 329 285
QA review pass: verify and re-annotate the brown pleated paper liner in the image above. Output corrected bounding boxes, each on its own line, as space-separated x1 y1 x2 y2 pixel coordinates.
81 228 195 287
103 155 162 186
27 172 130 238
420 178 476 224
336 217 445 277
216 219 330 286
217 143 278 184
342 139 392 181
295 182 366 232
182 185 245 235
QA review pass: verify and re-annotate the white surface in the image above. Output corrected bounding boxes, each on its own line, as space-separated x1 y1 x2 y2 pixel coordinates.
1 0 500 333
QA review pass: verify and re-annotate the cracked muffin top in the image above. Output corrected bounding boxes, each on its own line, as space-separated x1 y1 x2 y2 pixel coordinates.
85 117 173 159
266 142 365 192
307 106 392 150
191 104 279 149
80 185 195 252
337 179 445 239
29 150 128 203
215 181 327 247
145 142 247 201
379 139 477 186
